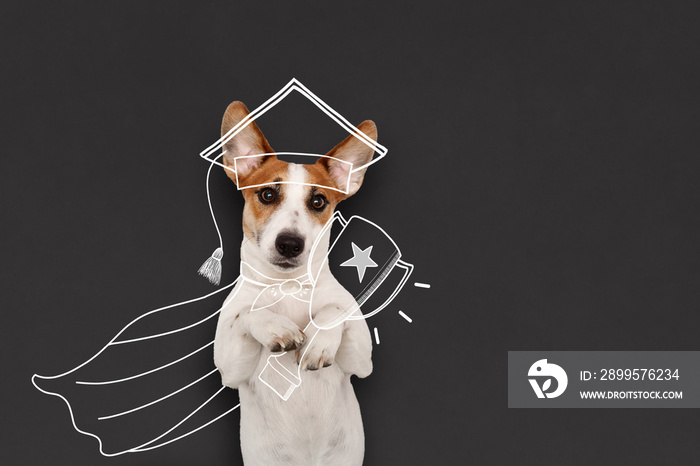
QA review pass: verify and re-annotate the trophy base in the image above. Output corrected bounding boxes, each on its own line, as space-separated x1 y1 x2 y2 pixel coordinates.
258 352 301 401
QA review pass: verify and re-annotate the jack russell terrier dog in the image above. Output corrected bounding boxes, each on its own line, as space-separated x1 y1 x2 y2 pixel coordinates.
214 101 375 465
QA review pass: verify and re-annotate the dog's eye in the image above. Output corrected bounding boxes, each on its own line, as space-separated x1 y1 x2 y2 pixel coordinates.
259 188 276 204
311 195 326 210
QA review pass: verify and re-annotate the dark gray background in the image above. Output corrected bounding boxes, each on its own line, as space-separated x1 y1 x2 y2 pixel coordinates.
2 1 700 464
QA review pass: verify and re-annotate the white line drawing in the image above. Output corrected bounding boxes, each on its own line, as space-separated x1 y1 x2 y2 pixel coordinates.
200 78 387 176
74 341 214 386
130 398 240 453
398 310 413 323
255 212 413 400
231 153 354 194
309 213 413 325
32 279 241 456
32 79 419 455
414 282 431 289
197 78 388 286
374 327 381 345
97 369 220 421
126 387 236 453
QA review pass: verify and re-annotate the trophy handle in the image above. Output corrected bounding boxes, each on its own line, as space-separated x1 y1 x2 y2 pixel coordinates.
258 351 301 401
258 322 324 401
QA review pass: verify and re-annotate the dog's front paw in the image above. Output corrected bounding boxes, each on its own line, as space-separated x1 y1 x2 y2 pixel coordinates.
296 327 342 371
249 312 306 353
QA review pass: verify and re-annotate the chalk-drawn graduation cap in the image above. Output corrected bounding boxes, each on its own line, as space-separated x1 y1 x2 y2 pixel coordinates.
199 78 388 193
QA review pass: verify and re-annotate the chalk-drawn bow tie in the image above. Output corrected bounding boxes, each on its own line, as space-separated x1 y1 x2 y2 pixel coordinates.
239 262 314 312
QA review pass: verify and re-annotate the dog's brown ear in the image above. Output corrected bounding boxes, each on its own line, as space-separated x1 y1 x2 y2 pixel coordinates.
220 101 275 184
319 120 377 197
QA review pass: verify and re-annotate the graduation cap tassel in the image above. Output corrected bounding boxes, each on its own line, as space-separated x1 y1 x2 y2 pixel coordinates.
197 159 224 286
198 247 223 285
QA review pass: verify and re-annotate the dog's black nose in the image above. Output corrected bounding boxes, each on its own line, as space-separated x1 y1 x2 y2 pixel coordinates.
275 234 305 258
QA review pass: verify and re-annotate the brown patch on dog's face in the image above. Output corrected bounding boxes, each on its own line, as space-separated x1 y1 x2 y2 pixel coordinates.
301 163 347 226
235 157 373 271
238 162 340 240
237 157 289 242
236 161 346 272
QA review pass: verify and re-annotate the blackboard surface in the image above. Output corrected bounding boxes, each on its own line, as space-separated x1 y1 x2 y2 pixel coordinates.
3 1 700 465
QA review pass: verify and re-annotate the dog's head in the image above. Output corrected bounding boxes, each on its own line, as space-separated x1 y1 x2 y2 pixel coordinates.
220 101 377 275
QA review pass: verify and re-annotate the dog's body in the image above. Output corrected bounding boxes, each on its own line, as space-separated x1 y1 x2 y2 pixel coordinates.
213 102 376 465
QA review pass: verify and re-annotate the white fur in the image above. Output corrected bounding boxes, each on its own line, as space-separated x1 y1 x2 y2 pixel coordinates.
214 164 373 466
257 165 319 272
